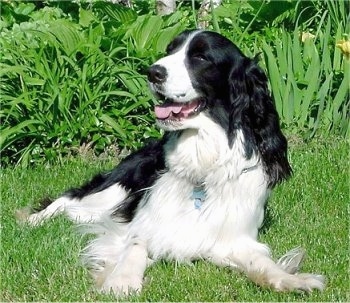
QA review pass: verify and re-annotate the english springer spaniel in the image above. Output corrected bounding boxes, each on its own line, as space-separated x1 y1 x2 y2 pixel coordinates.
19 30 325 295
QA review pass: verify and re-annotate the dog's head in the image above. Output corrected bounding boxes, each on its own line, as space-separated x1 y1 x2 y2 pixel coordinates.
148 30 243 131
147 30 291 186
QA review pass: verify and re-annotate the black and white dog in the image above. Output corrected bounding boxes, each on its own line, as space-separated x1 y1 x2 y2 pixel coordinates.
20 30 325 295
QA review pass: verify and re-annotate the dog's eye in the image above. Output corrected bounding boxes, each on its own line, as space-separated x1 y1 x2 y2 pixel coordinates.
192 54 208 62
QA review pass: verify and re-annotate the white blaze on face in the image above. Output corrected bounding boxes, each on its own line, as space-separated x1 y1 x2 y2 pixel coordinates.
150 32 201 103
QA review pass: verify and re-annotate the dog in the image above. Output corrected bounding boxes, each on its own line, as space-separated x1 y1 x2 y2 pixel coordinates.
19 30 325 295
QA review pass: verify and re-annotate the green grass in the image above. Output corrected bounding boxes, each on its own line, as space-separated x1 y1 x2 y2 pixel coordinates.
1 137 348 302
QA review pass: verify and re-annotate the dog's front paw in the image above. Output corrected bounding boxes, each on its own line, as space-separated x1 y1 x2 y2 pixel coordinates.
270 273 326 292
100 274 143 296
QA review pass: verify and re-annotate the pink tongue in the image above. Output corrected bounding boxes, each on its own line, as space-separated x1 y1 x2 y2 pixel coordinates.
155 103 183 119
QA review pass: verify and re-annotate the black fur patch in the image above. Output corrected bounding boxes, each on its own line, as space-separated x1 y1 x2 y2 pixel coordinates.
64 137 168 222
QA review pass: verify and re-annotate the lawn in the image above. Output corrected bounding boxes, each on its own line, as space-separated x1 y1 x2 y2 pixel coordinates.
1 137 348 302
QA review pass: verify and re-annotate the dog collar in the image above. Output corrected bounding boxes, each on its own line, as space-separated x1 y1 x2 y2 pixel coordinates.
241 163 259 174
191 184 206 210
191 164 258 210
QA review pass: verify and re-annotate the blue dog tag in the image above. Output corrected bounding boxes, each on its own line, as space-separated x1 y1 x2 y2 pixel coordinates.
191 186 206 210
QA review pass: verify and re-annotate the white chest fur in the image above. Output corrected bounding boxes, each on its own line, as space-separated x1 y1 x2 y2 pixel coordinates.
164 117 256 183
129 120 269 262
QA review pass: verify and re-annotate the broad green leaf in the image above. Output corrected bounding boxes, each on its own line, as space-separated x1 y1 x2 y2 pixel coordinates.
93 2 137 24
154 24 184 54
47 19 83 56
100 114 126 138
14 2 35 16
309 72 334 137
301 56 320 124
22 76 45 86
292 29 303 77
79 8 96 27
0 120 42 149
262 41 283 116
0 65 27 77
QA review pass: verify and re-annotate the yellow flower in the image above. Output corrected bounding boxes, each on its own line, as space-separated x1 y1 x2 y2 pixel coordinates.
301 32 315 42
336 40 350 59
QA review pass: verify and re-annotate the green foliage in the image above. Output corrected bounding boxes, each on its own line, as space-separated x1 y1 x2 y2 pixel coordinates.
263 17 349 138
212 0 349 138
0 0 349 167
0 1 187 166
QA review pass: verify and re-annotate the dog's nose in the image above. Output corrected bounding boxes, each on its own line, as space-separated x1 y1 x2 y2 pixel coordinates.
147 64 167 84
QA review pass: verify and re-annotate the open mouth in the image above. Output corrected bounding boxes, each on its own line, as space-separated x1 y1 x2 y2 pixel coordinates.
154 98 205 121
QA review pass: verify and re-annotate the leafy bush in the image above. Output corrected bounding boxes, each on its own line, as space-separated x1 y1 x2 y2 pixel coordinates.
1 0 348 167
212 0 349 138
263 16 349 137
0 1 187 166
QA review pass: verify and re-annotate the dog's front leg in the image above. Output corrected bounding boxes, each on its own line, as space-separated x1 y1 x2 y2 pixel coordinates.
100 238 148 296
210 240 325 292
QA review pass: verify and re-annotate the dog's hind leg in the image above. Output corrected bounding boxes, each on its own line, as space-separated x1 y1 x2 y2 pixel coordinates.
211 240 325 292
16 196 71 226
16 139 166 227
16 183 128 226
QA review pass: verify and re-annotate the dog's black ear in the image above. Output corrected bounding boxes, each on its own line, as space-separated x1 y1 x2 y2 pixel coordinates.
228 56 292 187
